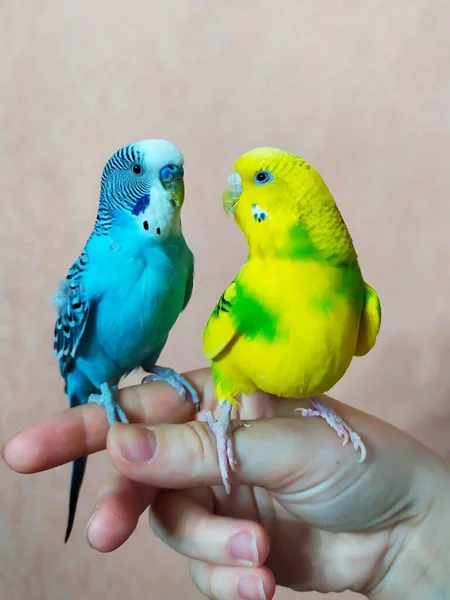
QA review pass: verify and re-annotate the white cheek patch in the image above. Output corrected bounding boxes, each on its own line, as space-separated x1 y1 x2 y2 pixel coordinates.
251 204 270 223
136 186 176 238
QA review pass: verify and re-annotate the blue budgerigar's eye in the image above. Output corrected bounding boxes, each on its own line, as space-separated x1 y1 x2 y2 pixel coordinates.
132 164 143 175
254 170 273 185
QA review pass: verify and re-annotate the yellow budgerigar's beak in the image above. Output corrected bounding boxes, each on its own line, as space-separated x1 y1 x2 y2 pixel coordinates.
222 172 243 216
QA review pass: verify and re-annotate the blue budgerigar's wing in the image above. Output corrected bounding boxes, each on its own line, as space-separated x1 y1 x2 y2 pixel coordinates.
182 253 194 311
140 340 167 373
53 249 91 376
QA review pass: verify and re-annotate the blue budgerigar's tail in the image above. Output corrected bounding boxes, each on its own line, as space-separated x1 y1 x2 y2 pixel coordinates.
64 379 89 543
65 455 87 543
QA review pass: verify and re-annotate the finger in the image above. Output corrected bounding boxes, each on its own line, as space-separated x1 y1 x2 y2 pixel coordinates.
2 368 210 474
86 474 156 552
189 559 276 600
150 489 270 566
106 407 446 526
106 408 371 490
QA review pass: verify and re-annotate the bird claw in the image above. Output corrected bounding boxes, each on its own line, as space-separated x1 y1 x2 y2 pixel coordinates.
296 397 366 462
142 366 201 412
88 382 129 425
350 431 366 463
340 429 350 446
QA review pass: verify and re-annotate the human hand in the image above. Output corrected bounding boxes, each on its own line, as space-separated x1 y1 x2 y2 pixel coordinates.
3 368 450 599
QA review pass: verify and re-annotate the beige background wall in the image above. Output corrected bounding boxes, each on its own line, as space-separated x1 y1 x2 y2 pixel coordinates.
2 1 450 598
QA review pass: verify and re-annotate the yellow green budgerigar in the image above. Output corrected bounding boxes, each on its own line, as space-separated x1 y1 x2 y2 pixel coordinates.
203 146 381 492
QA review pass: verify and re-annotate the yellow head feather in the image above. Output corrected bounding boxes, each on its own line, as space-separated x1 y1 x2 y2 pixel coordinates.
223 147 357 265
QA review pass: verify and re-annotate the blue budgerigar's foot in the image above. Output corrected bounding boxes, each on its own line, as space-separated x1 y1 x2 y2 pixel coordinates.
296 397 366 462
88 382 129 425
142 366 201 412
205 401 247 494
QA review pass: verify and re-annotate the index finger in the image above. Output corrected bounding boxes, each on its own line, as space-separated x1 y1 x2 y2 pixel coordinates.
2 368 210 474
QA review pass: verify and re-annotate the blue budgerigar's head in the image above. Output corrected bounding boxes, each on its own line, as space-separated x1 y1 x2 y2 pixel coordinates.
96 139 185 241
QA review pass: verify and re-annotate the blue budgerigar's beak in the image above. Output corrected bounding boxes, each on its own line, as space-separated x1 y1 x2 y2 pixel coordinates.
222 172 243 215
160 163 185 208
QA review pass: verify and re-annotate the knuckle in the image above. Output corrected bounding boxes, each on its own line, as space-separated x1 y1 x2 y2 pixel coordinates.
136 386 155 423
183 422 215 479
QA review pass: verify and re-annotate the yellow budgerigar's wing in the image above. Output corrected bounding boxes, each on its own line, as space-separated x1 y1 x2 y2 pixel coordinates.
203 280 239 360
354 282 382 357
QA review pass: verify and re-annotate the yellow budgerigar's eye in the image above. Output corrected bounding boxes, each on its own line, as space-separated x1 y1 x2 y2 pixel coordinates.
254 170 273 185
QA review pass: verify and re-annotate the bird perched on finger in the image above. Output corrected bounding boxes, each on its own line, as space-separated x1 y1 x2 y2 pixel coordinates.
52 139 199 541
202 146 381 492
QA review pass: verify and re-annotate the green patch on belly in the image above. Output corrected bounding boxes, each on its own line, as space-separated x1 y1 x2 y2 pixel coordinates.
310 264 365 317
233 281 279 342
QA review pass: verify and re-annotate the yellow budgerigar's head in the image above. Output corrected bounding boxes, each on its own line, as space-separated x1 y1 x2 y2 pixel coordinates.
222 147 355 262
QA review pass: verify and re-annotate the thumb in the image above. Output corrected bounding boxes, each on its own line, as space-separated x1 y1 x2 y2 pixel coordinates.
105 404 420 494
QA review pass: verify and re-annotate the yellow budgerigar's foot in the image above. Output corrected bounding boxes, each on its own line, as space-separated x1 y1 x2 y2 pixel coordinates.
205 401 246 494
296 397 367 463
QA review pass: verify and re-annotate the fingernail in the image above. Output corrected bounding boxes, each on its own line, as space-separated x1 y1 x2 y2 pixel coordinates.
228 531 259 564
116 425 157 462
237 575 266 600
86 502 102 547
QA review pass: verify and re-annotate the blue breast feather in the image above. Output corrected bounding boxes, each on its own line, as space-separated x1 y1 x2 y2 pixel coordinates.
70 239 190 385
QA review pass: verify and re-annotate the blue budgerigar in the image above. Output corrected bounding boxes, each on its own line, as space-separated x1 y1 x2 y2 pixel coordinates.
52 139 199 542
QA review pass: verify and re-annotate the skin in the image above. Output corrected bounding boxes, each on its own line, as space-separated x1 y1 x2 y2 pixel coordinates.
3 368 450 599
